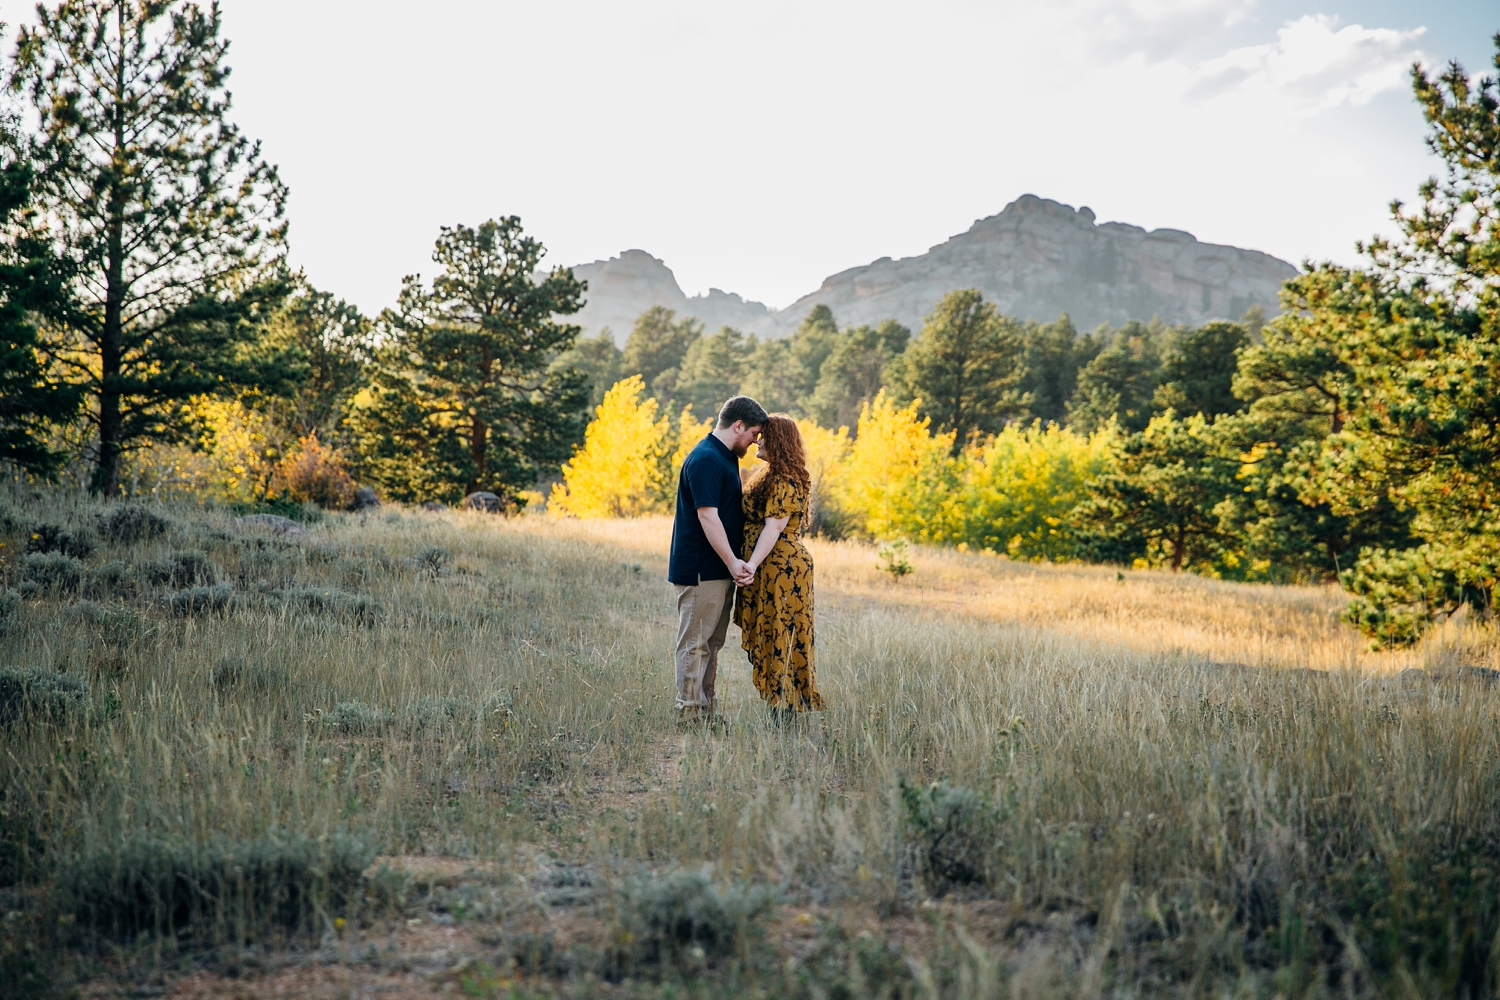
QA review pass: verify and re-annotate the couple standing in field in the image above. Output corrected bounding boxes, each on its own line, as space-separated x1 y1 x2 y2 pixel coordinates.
668 395 823 722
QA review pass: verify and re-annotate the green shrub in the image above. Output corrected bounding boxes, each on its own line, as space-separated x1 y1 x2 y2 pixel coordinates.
270 587 383 624
25 523 94 559
82 560 139 600
138 549 217 587
401 696 477 730
22 552 85 594
99 505 170 544
899 779 999 893
167 583 234 616
0 667 89 722
0 590 22 636
315 700 394 734
210 656 287 693
57 832 375 943
65 601 147 647
610 868 777 972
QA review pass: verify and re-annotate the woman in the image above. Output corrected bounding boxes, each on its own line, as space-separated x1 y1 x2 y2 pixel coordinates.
734 414 823 713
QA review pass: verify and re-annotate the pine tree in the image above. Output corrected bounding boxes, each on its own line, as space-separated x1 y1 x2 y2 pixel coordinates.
11 1 292 495
552 328 622 410
258 277 372 441
1066 320 1168 433
806 319 910 430
1153 321 1249 420
350 217 585 504
1072 413 1239 572
1016 313 1100 425
673 325 754 419
889 289 1027 447
621 306 701 405
0 120 80 473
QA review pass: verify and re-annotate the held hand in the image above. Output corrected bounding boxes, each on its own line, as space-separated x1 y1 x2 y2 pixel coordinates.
731 559 755 586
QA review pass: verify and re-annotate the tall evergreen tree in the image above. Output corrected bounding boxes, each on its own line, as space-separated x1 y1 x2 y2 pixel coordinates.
551 328 622 411
674 324 754 419
0 121 79 473
806 319 910 430
259 277 371 441
1073 413 1239 572
350 217 585 504
1066 320 1168 433
11 0 292 495
1017 313 1099 425
621 306 701 404
1153 320 1249 420
788 304 840 410
740 335 800 415
889 289 1026 448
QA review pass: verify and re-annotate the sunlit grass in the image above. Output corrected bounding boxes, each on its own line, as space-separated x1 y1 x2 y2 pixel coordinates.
2 493 1498 997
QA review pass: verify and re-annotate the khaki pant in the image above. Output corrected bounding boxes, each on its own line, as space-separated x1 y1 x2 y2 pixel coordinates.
674 578 734 711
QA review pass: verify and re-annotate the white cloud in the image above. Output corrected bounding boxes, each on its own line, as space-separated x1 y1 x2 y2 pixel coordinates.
1192 15 1426 113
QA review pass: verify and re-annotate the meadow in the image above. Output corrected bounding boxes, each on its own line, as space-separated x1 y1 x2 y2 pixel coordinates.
2 488 1499 999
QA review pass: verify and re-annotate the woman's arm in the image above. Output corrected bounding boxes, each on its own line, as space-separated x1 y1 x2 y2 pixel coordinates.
745 515 790 574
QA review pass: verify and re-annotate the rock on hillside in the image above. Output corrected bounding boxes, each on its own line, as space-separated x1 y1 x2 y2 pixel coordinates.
568 250 770 345
749 195 1298 338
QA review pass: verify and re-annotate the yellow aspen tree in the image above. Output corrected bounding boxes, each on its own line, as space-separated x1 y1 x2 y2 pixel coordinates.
550 376 673 517
837 390 956 539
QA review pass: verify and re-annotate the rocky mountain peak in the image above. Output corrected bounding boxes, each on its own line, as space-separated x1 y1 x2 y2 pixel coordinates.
566 196 1297 343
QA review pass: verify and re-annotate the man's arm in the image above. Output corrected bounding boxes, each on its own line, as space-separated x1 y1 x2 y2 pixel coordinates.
697 506 752 584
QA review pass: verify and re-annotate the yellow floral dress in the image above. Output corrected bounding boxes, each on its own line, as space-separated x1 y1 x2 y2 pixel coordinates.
735 476 823 711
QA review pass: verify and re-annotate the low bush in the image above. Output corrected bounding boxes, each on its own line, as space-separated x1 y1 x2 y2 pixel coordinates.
99 505 170 544
899 779 999 893
609 868 778 973
315 700 394 734
57 832 375 943
65 601 148 647
21 552 85 595
0 590 22 636
0 667 89 722
401 696 477 730
414 546 452 576
138 549 217 587
25 523 94 559
209 656 287 693
167 583 234 617
270 587 384 624
232 548 299 588
82 561 139 600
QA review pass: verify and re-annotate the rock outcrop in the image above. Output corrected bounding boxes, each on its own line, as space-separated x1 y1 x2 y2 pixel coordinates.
568 250 770 345
748 196 1297 338
565 196 1298 343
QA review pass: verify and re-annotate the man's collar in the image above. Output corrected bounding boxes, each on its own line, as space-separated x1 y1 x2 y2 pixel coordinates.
705 433 733 459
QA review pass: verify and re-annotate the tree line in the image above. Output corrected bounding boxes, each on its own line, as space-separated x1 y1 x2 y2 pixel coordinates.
2 3 1498 647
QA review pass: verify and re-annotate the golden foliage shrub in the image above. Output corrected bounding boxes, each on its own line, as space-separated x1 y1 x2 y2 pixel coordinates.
273 433 357 509
937 421 1113 559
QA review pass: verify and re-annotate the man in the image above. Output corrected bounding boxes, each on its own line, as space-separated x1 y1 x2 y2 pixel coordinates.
668 394 768 720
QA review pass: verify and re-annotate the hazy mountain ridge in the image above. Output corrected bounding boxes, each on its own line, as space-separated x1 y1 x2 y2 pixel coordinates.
567 250 771 343
568 196 1297 343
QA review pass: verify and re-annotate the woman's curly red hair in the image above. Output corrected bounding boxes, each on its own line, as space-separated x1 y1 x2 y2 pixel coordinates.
744 414 811 505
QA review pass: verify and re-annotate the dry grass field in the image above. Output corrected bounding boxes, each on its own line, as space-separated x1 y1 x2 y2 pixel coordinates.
2 491 1499 999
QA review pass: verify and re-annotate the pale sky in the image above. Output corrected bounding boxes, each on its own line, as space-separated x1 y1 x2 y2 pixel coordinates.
6 1 1496 316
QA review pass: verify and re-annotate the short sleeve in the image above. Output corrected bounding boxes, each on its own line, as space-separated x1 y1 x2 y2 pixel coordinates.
765 477 802 519
685 453 727 511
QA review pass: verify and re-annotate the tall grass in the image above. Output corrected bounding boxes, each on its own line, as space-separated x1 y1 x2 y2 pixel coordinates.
1 491 1498 997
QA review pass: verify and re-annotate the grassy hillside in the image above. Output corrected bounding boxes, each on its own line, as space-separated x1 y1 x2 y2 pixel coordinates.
1 489 1497 998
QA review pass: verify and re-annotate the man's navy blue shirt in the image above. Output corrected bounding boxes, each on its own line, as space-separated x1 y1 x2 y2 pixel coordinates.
668 433 744 585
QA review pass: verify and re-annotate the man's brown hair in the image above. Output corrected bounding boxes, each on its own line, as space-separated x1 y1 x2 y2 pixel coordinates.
717 395 768 429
